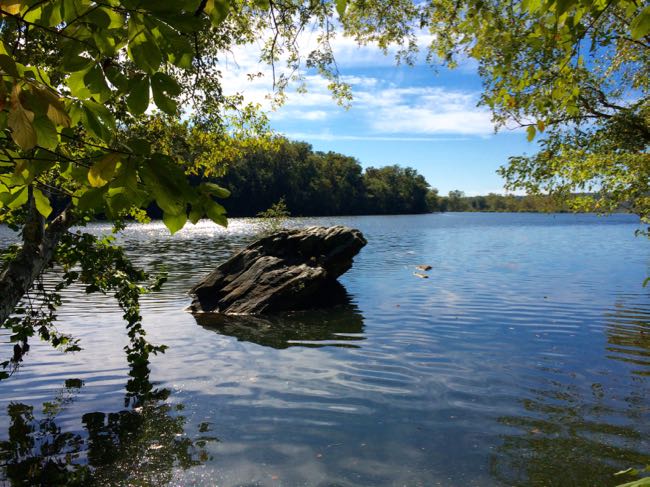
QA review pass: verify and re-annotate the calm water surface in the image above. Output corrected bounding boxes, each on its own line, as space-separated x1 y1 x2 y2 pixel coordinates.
1 213 649 486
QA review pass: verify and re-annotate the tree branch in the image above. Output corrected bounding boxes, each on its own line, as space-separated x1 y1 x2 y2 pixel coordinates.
0 202 76 327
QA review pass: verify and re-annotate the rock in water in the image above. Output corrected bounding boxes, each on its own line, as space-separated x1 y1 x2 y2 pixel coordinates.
188 226 367 314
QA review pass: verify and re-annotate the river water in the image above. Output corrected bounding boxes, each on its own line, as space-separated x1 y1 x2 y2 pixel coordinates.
0 213 649 486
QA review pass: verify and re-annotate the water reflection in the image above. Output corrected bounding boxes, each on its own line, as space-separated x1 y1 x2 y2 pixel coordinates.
193 303 366 349
490 300 650 487
0 377 215 486
605 301 650 376
490 382 649 486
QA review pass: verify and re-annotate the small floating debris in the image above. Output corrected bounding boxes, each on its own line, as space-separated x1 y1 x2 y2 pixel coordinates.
415 265 432 271
413 272 429 279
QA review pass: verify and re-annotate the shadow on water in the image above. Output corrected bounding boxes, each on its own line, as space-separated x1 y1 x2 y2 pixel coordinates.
0 375 216 486
193 300 366 349
489 301 650 487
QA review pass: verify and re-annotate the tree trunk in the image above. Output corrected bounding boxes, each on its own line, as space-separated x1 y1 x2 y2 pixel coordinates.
0 199 74 326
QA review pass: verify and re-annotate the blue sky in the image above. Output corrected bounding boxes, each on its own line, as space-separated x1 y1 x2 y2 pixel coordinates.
220 36 537 196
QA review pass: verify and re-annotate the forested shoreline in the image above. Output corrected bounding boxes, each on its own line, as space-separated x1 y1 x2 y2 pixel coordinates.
176 138 596 217
211 138 432 217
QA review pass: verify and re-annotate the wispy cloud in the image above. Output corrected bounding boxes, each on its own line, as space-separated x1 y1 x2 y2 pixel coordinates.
217 33 494 138
284 132 473 142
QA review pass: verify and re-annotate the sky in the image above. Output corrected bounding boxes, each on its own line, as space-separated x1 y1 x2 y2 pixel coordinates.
218 33 538 196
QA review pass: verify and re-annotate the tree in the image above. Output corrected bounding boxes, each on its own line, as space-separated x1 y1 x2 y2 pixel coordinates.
419 0 649 219
446 190 469 211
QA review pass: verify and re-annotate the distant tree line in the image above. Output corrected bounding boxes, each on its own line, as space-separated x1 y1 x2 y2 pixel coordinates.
213 139 585 217
215 138 432 216
436 190 573 213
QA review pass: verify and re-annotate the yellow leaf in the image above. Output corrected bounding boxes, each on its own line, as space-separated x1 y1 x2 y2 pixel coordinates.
8 84 36 150
526 125 536 142
0 0 23 15
46 101 71 127
33 87 71 127
88 153 120 188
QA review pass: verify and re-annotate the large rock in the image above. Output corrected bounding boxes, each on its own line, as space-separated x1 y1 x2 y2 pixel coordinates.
188 226 367 314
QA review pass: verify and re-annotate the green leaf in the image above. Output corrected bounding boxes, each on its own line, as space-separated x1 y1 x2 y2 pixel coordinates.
104 66 128 91
521 0 541 13
66 69 91 99
76 187 106 212
82 100 115 142
526 125 536 142
0 54 19 78
163 211 187 234
630 6 650 40
87 6 124 29
188 205 203 224
151 72 180 115
33 116 58 149
85 65 112 101
33 188 52 217
60 0 91 23
615 477 650 487
66 66 111 101
126 137 151 155
336 0 347 18
105 186 134 216
141 156 193 214
6 185 28 209
205 199 227 227
127 18 163 74
93 31 119 56
127 75 150 115
61 55 93 72
200 182 230 198
554 0 572 16
88 153 120 187
204 0 230 25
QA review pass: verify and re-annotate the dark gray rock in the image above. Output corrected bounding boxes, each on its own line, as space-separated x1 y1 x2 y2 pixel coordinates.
188 226 367 314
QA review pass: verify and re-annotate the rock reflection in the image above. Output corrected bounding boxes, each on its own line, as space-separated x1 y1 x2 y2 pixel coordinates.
490 301 650 487
193 302 366 349
0 378 215 486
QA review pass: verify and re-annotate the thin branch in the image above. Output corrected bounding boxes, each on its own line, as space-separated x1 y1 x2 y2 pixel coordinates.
0 8 97 52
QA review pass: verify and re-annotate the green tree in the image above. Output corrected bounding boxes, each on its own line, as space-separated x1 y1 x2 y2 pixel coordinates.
446 190 470 211
419 0 649 219
363 165 430 214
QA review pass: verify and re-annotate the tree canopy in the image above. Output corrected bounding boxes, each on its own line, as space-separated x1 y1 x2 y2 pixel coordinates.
421 0 649 219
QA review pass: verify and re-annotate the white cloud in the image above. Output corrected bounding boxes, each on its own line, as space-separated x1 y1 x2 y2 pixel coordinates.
215 31 493 138
274 110 330 121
